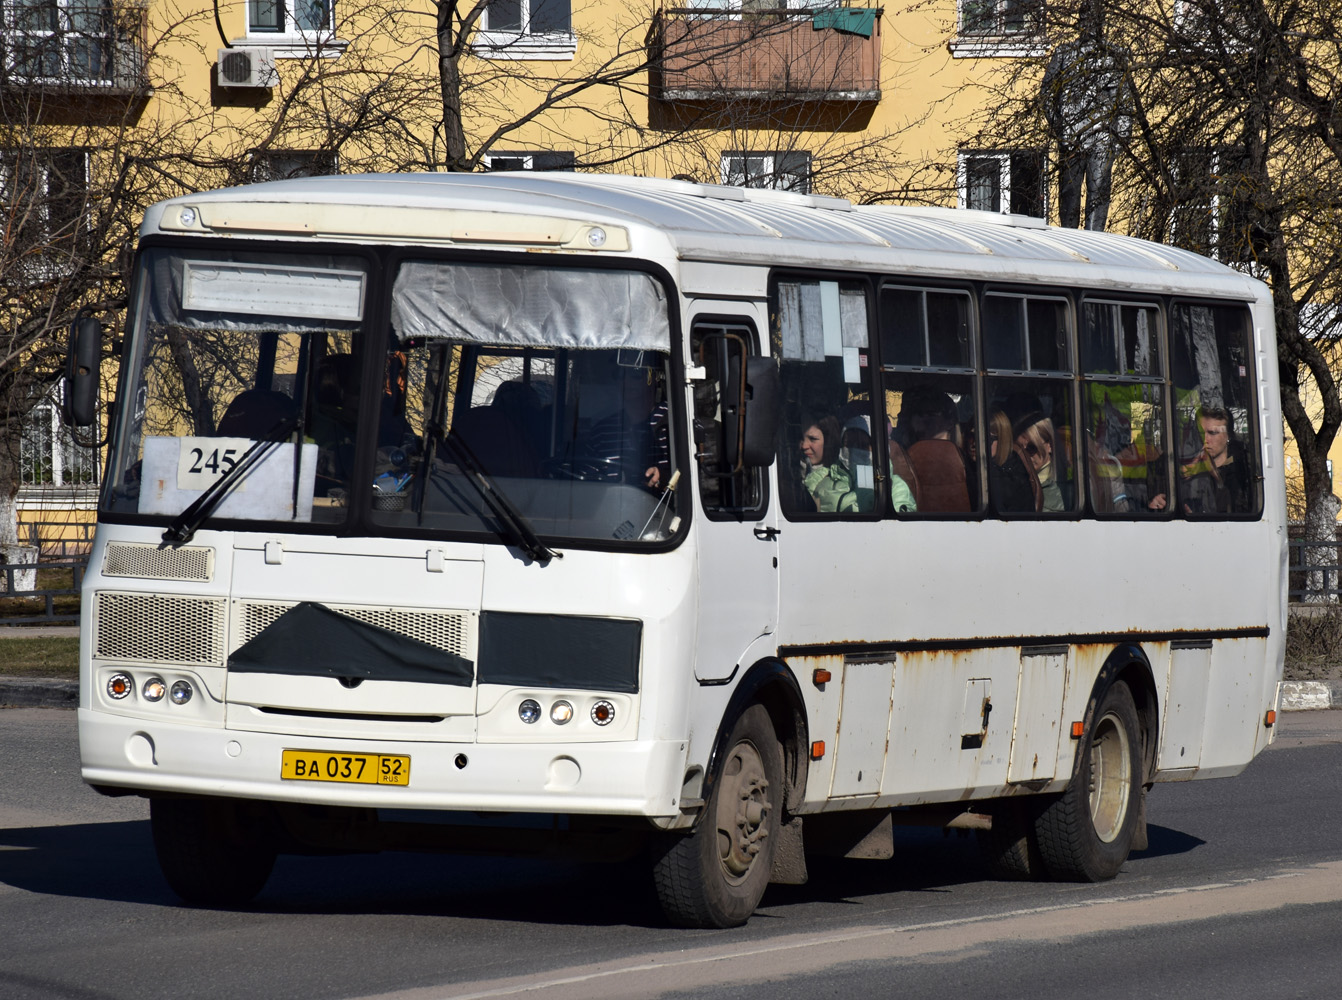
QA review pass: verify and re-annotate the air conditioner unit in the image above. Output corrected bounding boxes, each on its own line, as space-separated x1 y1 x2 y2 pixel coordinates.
217 48 278 89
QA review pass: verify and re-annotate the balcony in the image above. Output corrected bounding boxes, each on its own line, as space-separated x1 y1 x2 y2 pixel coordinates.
651 7 883 104
1 3 149 96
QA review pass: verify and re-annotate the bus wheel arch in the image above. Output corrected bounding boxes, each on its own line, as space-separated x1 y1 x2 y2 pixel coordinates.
652 659 807 927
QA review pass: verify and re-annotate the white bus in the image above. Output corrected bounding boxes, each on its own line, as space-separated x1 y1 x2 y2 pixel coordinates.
72 173 1285 927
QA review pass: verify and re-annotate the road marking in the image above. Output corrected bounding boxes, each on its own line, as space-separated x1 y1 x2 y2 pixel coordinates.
347 861 1342 1000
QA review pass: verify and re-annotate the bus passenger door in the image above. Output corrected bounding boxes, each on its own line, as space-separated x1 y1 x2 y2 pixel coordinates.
688 313 779 681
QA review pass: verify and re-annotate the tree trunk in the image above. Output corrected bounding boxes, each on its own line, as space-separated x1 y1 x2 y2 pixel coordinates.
1300 463 1341 604
437 9 469 170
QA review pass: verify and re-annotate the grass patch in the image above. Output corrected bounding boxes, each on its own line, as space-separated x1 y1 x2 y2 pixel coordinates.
0 637 79 679
1284 607 1342 683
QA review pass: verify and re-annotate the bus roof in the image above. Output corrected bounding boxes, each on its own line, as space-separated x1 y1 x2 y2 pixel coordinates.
144 172 1263 299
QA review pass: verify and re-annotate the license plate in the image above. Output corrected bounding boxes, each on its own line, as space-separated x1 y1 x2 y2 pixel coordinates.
281 749 411 786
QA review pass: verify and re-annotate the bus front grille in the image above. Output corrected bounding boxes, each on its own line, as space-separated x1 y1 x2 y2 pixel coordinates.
93 591 228 665
232 599 473 660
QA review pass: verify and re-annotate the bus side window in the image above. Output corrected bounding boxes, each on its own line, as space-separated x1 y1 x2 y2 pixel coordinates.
1170 303 1261 517
983 292 1078 515
773 279 877 517
879 285 976 514
692 322 765 516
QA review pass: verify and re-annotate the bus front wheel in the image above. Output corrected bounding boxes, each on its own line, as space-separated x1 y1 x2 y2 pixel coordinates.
1034 680 1143 881
151 797 277 906
652 704 782 928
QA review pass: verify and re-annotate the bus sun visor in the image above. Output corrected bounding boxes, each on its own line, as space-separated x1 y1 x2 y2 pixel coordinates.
391 261 670 352
228 601 473 686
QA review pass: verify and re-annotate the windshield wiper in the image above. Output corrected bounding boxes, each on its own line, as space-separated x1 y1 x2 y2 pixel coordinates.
162 415 298 546
439 431 560 565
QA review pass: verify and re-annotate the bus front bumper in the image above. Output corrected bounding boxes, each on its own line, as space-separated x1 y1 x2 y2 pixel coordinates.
78 710 687 819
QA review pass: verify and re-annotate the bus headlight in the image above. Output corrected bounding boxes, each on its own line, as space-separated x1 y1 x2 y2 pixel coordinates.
142 677 167 702
518 699 541 724
590 700 615 726
107 672 133 700
169 680 193 705
550 700 574 725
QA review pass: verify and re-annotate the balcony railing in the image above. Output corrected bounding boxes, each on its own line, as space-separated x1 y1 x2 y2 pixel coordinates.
652 7 883 103
0 3 149 93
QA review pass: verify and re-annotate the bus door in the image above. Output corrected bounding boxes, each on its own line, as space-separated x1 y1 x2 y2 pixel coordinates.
688 312 779 681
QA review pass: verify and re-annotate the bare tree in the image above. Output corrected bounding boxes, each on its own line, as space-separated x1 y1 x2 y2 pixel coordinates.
939 0 1342 596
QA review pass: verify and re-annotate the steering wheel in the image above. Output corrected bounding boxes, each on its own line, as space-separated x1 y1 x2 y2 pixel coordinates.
544 457 621 482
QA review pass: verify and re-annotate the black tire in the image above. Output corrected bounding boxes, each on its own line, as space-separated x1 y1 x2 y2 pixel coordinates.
151 797 277 906
977 798 1044 881
652 704 783 928
1034 680 1143 882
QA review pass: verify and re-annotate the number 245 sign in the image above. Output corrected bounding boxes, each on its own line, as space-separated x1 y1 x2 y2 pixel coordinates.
175 436 253 492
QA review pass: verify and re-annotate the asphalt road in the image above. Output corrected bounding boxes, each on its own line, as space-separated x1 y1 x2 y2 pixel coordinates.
2 708 1341 1000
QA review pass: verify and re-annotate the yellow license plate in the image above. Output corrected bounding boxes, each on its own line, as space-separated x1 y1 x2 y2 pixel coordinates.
281 749 411 786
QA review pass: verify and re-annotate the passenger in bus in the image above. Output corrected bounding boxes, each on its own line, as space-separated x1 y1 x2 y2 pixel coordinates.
900 386 972 512
984 408 1040 513
1014 411 1065 512
1178 406 1252 514
582 368 670 489
798 414 846 511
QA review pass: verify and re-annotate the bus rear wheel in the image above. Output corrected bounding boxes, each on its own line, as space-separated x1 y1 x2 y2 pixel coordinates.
652 704 782 928
1034 680 1142 882
151 797 277 906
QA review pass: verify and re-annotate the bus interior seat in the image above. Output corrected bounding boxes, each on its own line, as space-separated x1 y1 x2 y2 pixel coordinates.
906 438 971 512
216 389 297 439
452 403 540 478
888 439 922 509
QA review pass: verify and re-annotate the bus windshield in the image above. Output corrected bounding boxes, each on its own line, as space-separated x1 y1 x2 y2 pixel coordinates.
103 248 682 547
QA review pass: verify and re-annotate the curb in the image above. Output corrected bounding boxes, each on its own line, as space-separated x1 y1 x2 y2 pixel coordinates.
0 677 78 709
1279 680 1342 711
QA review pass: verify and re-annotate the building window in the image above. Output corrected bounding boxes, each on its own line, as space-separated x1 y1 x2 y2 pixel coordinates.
2 1 116 83
248 0 332 34
482 150 577 172
476 0 575 60
1168 146 1252 263
0 147 89 255
249 149 338 183
959 0 1043 36
958 150 1046 218
721 151 812 194
20 391 98 489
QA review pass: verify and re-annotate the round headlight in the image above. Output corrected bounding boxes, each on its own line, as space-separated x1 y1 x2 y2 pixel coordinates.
550 700 574 725
590 700 616 726
142 677 167 702
178 207 197 228
586 227 607 248
169 680 193 705
106 672 133 700
518 699 541 724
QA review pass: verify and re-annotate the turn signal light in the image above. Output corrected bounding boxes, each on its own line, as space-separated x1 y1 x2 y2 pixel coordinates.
813 668 832 687
810 740 825 760
1071 721 1085 739
1264 709 1277 727
590 700 615 726
107 672 133 700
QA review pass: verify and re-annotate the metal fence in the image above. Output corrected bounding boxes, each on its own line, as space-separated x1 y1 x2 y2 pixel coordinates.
1288 539 1342 603
0 554 87 624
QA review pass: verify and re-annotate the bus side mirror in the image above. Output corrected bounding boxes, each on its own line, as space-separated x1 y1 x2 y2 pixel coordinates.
64 315 101 427
725 355 779 469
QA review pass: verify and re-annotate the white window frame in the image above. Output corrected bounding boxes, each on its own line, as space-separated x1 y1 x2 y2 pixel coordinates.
241 0 346 59
474 0 576 62
956 150 1046 218
950 0 1048 59
19 387 99 495
720 151 812 194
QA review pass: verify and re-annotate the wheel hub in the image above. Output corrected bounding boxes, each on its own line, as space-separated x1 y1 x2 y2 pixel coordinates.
716 742 771 882
1088 709 1132 843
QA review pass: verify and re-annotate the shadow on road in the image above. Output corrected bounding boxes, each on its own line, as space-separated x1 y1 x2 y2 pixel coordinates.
0 817 1206 926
